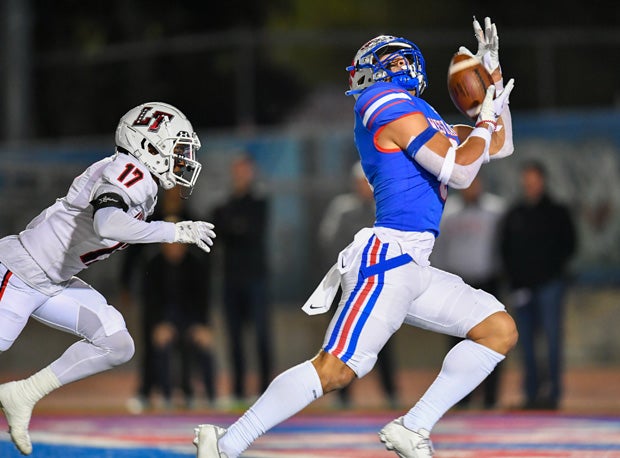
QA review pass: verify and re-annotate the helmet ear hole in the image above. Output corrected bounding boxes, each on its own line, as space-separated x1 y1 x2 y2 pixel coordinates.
147 143 158 156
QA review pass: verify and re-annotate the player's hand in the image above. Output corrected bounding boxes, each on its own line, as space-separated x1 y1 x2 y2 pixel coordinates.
476 78 514 128
459 16 501 78
474 16 500 75
174 221 216 253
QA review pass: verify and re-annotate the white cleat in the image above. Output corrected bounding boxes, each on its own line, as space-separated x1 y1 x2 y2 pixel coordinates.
193 424 228 458
379 417 435 457
0 381 35 455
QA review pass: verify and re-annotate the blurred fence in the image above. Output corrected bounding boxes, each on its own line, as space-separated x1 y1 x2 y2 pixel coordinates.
1 109 620 305
2 108 620 372
3 21 620 141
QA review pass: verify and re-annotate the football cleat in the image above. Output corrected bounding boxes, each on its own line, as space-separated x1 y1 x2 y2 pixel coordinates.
0 381 35 455
193 424 228 458
379 417 434 457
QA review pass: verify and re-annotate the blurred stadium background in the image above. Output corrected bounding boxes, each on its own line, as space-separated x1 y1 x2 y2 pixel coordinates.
1 1 619 410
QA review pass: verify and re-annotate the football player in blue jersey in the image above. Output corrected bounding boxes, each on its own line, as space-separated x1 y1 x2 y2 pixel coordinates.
194 17 516 458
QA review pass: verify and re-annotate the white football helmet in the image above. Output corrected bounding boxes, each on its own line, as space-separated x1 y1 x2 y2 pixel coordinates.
346 35 427 98
115 102 202 192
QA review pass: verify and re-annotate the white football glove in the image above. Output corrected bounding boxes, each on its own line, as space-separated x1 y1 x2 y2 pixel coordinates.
174 221 216 253
476 78 515 128
459 16 501 76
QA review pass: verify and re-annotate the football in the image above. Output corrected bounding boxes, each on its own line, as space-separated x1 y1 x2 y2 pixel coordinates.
447 52 494 120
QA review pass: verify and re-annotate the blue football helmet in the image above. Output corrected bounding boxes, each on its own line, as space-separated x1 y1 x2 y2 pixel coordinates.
346 35 428 98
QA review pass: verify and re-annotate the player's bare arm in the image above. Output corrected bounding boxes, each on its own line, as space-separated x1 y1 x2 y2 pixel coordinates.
376 103 508 190
378 113 485 165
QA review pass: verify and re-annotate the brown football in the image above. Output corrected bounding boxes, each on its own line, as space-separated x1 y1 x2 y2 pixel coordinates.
447 52 494 120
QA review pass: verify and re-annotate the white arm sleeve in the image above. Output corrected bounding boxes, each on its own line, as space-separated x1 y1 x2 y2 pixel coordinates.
93 207 176 244
414 143 485 190
490 105 514 160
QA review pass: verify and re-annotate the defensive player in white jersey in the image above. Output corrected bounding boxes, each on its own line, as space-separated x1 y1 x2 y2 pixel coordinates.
0 102 216 455
194 17 516 458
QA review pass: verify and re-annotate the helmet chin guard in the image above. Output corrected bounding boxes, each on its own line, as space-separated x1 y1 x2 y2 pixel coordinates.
346 35 428 98
115 102 202 193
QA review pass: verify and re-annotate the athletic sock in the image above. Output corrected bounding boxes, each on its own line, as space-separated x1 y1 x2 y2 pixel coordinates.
18 366 62 405
403 339 504 432
220 360 323 457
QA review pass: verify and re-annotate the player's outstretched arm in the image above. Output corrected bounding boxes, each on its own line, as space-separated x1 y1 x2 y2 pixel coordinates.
489 102 514 160
93 206 176 244
93 207 216 253
485 78 515 161
454 77 514 163
475 78 514 161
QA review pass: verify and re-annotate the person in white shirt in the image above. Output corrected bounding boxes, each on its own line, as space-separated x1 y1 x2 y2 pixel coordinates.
0 102 216 455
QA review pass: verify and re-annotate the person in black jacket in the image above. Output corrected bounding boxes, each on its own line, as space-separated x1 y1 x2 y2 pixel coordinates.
124 191 217 412
499 160 577 410
143 237 217 409
211 154 272 403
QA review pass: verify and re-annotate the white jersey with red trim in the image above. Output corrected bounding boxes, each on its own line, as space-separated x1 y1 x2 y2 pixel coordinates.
0 152 158 289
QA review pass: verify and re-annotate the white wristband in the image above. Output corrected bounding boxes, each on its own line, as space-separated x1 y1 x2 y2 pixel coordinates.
470 126 492 163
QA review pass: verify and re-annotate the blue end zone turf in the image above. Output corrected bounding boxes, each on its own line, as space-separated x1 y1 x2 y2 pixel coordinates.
0 442 193 458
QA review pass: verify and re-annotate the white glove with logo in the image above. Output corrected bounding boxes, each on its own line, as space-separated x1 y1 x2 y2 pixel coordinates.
459 16 500 75
458 16 505 98
174 221 216 253
476 78 514 129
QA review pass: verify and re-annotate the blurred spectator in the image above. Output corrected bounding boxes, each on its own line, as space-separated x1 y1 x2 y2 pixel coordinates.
119 188 193 307
432 176 506 409
211 154 273 403
318 161 400 409
319 161 377 261
125 191 216 412
499 160 577 410
142 233 216 410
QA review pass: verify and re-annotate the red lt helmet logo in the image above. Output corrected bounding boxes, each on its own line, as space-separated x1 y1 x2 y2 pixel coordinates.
132 106 174 132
